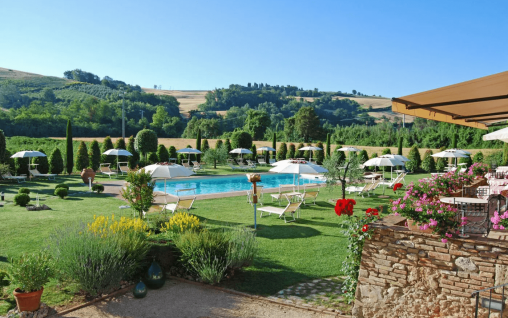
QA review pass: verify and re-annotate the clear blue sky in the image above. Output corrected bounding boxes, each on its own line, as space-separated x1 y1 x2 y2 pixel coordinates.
1 0 507 97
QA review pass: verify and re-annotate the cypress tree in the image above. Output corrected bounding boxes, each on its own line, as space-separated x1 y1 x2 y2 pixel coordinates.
66 120 73 174
75 141 89 171
168 146 177 162
89 140 101 171
436 146 447 171
114 138 127 165
277 143 287 161
49 148 64 174
315 142 324 164
127 136 138 170
421 150 436 172
33 149 49 174
503 143 508 166
215 140 223 150
101 136 115 165
336 146 346 166
359 149 369 164
157 144 169 163
326 133 331 158
202 139 210 153
272 132 277 160
295 143 305 158
250 144 257 162
303 143 312 161
196 129 202 162
225 139 232 153
406 145 422 172
287 143 296 159
397 136 403 156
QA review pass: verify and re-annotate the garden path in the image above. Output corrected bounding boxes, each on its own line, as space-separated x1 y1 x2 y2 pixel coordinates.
58 280 338 318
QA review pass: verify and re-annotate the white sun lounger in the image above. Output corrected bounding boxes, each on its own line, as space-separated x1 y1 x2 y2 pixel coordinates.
1 172 26 183
29 169 56 180
258 201 302 223
100 164 118 178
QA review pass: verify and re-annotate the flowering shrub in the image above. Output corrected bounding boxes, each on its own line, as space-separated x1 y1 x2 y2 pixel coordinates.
393 183 403 192
491 211 508 230
468 162 489 177
338 206 381 303
87 214 150 238
160 212 200 233
390 171 473 240
334 199 356 216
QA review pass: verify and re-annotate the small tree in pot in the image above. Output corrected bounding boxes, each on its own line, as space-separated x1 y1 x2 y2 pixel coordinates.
10 252 53 312
121 170 155 218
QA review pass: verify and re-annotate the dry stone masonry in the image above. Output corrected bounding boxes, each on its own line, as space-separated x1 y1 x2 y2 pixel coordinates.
353 215 508 318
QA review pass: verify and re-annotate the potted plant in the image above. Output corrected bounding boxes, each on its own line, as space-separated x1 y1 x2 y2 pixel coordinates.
80 166 96 184
10 252 53 312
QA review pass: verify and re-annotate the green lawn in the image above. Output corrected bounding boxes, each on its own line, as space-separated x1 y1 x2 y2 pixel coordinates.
0 171 429 314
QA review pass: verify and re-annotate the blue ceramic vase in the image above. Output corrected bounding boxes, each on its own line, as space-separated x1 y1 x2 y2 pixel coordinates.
133 280 147 298
145 261 165 289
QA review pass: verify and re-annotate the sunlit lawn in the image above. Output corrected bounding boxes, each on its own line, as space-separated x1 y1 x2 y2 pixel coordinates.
0 171 429 314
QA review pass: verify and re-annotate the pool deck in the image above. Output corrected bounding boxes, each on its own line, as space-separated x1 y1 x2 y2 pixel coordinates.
103 173 327 204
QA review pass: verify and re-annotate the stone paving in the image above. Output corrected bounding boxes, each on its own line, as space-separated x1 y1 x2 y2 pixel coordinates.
268 277 349 314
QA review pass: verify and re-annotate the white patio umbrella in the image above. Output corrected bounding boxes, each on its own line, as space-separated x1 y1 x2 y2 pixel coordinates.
363 155 405 180
448 148 472 155
385 154 410 162
337 147 361 152
257 146 276 151
271 159 308 166
270 161 328 189
11 151 47 179
176 147 202 163
298 146 322 163
140 164 195 203
229 148 253 159
103 148 133 171
483 127 508 143
431 149 468 167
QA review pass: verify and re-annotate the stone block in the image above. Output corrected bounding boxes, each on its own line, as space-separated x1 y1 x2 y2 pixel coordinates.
407 253 418 261
400 259 418 266
479 266 496 273
393 263 406 270
441 278 456 285
372 241 388 247
480 272 495 278
372 253 387 260
449 290 471 298
495 264 508 293
408 248 419 253
415 244 435 251
374 258 393 267
492 247 507 253
425 240 447 248
397 240 415 248
455 282 469 289
435 247 449 253
386 256 399 263
457 271 470 278
393 269 407 275
455 257 477 272
429 251 451 262
439 283 464 292
475 245 490 251
359 269 369 278
462 243 475 249
378 274 397 281
479 251 499 258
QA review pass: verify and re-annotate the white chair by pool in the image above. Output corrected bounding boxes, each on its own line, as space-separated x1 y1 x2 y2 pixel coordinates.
258 201 302 223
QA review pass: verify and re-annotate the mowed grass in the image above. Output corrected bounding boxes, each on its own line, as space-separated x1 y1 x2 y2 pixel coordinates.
0 172 429 313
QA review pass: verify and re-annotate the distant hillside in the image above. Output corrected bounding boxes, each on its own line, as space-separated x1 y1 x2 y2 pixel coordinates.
142 88 208 117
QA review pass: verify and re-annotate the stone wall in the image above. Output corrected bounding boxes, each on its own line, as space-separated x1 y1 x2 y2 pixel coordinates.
353 215 508 318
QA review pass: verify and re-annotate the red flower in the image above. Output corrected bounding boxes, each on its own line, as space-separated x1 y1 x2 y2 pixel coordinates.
366 208 379 216
393 183 403 192
335 199 356 216
362 224 369 232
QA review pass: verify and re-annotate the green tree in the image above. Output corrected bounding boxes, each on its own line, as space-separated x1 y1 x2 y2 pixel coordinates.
451 132 458 148
250 144 257 161
49 148 64 174
295 143 305 158
295 106 321 142
168 146 177 161
406 145 422 172
272 132 277 160
473 151 484 163
15 157 29 176
148 152 158 164
150 106 168 133
66 120 73 174
42 88 56 103
33 149 49 174
203 145 228 169
459 155 473 168
114 138 127 165
359 149 369 164
127 136 139 170
201 139 210 154
368 152 378 171
382 148 392 155
224 139 232 155
135 129 158 161
323 152 363 199
326 133 331 158
231 131 253 149
196 129 202 162
244 109 271 140
303 143 312 161
277 143 287 161
436 146 447 172
101 136 115 166
75 141 89 171
156 144 169 162
315 142 324 164
397 137 403 156
0 129 5 163
121 170 155 218
287 143 296 159
503 144 508 166
215 140 223 150
89 140 101 171
421 150 436 173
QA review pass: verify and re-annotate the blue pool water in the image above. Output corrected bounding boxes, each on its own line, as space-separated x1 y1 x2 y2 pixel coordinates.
154 173 324 195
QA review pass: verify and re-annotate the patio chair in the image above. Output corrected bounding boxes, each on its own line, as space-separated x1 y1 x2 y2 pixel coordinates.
299 184 320 205
182 162 193 170
118 162 129 175
346 185 368 199
258 201 302 223
270 184 297 205
191 161 205 173
1 172 26 183
161 196 196 214
463 186 490 199
258 158 267 165
365 180 381 196
379 173 406 195
269 158 276 164
99 164 118 178
246 185 263 206
29 169 57 180
239 161 255 170
456 201 489 236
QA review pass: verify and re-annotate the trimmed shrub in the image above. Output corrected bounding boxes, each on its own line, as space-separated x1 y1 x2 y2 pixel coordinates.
473 151 484 163
75 141 89 171
14 193 30 207
397 136 403 155
55 188 68 199
18 188 30 195
287 143 296 159
168 146 177 161
148 152 158 164
315 142 324 164
459 155 473 168
421 150 436 173
156 144 169 163
215 140 223 150
56 183 69 190
92 184 104 193
49 148 64 174
127 136 139 170
89 140 101 171
359 149 369 164
101 136 115 166
295 143 305 158
33 149 49 174
135 129 158 159
277 143 287 161
406 145 422 172
66 120 73 174
231 131 253 150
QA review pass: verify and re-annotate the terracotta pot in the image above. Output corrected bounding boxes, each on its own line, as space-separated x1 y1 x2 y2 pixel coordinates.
13 287 43 312
81 168 96 184
406 219 434 234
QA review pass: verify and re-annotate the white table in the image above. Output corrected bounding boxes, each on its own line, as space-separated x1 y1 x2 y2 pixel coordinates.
439 197 488 204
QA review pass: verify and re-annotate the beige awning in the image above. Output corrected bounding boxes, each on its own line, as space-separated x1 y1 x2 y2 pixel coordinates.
391 71 508 130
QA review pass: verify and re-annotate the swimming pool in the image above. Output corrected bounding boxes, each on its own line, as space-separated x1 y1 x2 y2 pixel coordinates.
154 173 325 196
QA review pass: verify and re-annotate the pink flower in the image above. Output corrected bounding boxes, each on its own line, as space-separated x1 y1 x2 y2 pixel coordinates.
441 238 448 243
445 233 453 238
429 219 438 226
394 212 400 216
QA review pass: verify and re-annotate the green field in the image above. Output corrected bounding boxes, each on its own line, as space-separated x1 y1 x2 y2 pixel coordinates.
0 172 429 314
